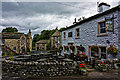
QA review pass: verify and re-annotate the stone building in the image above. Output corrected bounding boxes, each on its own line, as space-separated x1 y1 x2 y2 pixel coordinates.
2 29 32 54
35 40 48 51
61 3 120 60
51 28 61 48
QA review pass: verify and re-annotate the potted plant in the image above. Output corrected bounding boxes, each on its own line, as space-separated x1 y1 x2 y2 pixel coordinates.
98 61 107 72
107 45 118 57
79 62 88 75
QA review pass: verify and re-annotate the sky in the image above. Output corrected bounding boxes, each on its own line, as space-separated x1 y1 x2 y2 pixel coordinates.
0 0 119 36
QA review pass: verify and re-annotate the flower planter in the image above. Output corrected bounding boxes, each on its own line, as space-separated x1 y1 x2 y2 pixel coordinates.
107 45 118 57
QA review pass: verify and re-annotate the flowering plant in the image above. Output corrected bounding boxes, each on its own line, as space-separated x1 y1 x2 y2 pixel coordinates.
76 53 87 61
107 45 118 55
79 63 86 68
98 61 107 72
79 62 88 75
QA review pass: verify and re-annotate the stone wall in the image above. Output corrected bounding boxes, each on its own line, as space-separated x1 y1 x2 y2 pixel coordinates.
4 39 20 53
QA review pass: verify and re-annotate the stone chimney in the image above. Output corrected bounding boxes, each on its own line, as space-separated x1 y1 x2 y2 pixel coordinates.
98 2 110 13
73 18 77 24
119 1 120 5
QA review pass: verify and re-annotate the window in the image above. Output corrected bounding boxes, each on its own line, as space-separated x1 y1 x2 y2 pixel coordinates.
56 37 58 41
68 32 72 37
99 22 106 33
89 45 107 59
75 28 80 38
63 32 66 40
13 47 16 51
98 21 107 36
100 47 106 59
2 40 5 44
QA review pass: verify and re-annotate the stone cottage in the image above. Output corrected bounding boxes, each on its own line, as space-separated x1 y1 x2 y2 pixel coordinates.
35 40 48 51
51 27 61 48
61 3 120 60
2 29 32 54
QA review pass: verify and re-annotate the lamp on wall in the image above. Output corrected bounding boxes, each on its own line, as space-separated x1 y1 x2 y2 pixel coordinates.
106 40 110 44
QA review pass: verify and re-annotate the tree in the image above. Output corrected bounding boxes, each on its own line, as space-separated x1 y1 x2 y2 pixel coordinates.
32 34 39 50
32 27 65 49
46 40 51 50
2 27 18 33
59 27 65 32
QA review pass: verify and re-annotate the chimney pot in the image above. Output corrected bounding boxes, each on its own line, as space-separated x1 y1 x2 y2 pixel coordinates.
98 2 110 13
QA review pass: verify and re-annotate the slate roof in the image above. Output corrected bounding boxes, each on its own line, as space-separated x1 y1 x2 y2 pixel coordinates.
2 32 29 39
51 30 61 37
36 40 49 44
61 5 120 31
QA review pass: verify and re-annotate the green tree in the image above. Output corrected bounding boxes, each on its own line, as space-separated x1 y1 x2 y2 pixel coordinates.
2 27 18 33
59 27 65 32
46 40 51 50
32 27 65 49
32 34 39 50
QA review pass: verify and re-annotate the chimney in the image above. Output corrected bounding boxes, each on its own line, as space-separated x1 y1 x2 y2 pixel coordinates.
74 18 76 23
73 18 77 24
98 2 110 13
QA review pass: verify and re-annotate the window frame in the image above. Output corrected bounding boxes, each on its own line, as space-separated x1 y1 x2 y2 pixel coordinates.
75 28 80 39
97 20 108 37
88 45 107 59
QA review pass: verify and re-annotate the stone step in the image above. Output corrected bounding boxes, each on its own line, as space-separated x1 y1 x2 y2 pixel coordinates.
87 69 96 72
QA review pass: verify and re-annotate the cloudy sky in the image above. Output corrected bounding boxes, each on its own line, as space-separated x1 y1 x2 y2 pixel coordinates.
1 0 119 36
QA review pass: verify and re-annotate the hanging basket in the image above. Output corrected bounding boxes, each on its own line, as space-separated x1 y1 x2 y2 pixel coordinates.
107 45 118 56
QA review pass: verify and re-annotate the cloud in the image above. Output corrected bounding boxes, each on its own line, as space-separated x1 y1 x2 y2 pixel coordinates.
1 1 119 36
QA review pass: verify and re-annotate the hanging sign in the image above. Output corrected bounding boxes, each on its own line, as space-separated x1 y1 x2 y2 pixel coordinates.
105 17 113 31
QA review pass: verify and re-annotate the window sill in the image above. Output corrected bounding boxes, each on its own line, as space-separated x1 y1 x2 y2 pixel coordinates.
97 33 108 37
75 37 80 39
